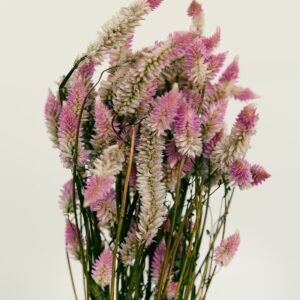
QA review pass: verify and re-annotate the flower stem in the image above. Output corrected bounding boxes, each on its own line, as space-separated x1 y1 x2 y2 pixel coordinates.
111 126 136 300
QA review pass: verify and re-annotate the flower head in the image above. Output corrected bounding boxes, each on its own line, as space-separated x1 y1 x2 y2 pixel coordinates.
220 56 239 83
250 164 270 186
44 90 61 147
230 159 252 189
187 0 203 17
59 180 74 214
215 232 240 266
150 84 180 135
146 0 163 10
174 103 202 158
92 249 113 289
65 220 83 259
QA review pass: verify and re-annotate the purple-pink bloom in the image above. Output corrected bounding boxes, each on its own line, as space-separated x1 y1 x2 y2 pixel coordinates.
232 86 258 101
215 232 240 266
203 129 224 159
65 220 82 259
59 179 74 214
166 140 182 168
230 159 252 189
44 90 61 147
174 103 202 158
146 0 163 10
202 27 221 52
219 56 239 83
250 164 270 186
94 100 119 143
92 249 113 288
187 0 203 17
150 85 180 135
231 104 259 137
201 99 227 142
84 175 114 207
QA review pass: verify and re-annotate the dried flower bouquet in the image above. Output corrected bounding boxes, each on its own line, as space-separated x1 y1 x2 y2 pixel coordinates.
45 0 270 299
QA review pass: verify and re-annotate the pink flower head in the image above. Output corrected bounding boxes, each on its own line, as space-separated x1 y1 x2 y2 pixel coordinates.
146 0 163 10
167 281 178 299
187 0 203 17
59 179 74 214
44 89 61 147
67 77 87 118
202 27 221 52
65 220 82 259
84 175 114 207
232 86 258 101
90 190 116 226
78 59 95 79
174 103 202 158
201 99 228 142
92 249 113 289
150 84 180 135
220 56 239 83
215 232 240 266
206 52 227 80
202 129 224 159
230 159 252 189
166 140 182 168
231 104 259 137
250 164 270 186
94 100 119 142
151 241 166 284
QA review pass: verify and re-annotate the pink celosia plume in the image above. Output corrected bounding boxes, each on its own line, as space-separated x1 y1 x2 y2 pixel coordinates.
215 232 240 266
250 164 270 186
230 159 252 189
92 249 113 288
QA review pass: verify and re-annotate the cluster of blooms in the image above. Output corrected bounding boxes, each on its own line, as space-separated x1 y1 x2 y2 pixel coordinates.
45 0 270 298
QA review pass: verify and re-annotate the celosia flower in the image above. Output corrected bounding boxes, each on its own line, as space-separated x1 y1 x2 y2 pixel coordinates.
65 220 82 259
215 232 240 266
202 129 224 159
174 103 202 158
150 84 180 135
188 0 204 34
84 175 113 207
165 139 182 168
92 249 113 289
93 100 119 148
232 86 258 101
86 0 150 63
219 56 239 84
146 0 163 10
120 221 138 266
59 180 74 214
231 104 259 137
250 164 270 186
44 90 61 147
90 190 117 226
151 241 177 297
200 99 228 142
202 27 221 52
187 0 203 17
136 121 167 244
230 159 252 189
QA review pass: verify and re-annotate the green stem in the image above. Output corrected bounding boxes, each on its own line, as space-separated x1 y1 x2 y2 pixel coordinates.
111 127 136 300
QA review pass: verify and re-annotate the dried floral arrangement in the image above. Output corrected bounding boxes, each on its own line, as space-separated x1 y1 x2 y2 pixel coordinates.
44 0 270 299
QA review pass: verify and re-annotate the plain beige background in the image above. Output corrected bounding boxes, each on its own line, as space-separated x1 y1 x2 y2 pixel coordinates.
0 0 299 299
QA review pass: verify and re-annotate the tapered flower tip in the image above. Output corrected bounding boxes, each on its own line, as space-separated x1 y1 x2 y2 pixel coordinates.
235 104 259 134
233 86 259 101
146 0 163 10
250 164 270 186
215 232 240 266
187 0 203 17
220 56 239 83
92 249 113 289
167 281 178 299
230 159 252 189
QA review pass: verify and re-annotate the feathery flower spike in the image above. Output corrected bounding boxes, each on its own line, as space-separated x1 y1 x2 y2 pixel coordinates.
250 164 270 186
215 232 240 266
92 249 113 289
230 159 252 189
